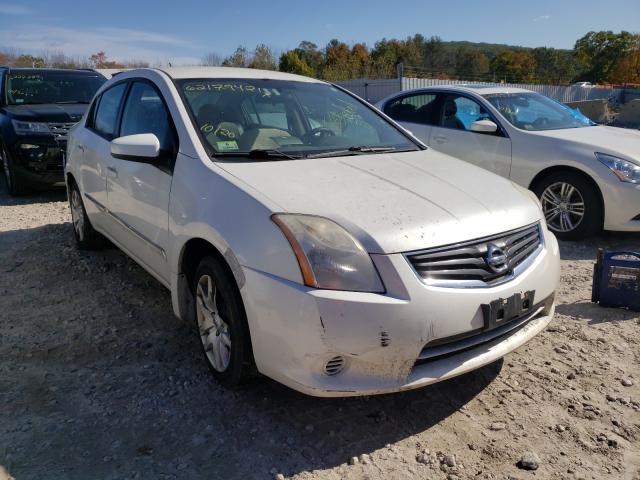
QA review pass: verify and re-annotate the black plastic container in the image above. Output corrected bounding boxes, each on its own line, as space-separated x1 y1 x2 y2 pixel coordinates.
592 249 640 312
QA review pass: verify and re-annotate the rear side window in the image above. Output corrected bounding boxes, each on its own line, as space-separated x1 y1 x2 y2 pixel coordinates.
384 93 437 125
120 82 176 154
93 83 127 139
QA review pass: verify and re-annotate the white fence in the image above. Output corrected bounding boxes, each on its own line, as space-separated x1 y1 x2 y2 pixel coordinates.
335 77 626 104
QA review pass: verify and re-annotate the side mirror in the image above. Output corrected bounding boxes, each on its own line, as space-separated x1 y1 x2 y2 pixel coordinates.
470 119 498 134
111 133 160 160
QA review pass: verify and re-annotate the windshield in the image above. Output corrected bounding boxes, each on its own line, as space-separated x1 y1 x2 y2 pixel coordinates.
178 78 420 159
483 92 595 131
5 71 106 106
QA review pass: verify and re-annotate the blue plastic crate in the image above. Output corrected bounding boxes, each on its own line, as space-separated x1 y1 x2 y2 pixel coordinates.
592 249 640 312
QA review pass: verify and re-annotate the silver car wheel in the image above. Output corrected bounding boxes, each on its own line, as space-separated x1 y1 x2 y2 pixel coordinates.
196 274 231 372
70 188 85 240
541 181 585 233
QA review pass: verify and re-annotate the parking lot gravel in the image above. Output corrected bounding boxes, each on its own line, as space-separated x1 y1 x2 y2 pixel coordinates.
0 179 638 480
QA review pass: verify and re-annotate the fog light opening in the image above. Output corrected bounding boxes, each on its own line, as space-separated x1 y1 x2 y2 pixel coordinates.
323 356 346 376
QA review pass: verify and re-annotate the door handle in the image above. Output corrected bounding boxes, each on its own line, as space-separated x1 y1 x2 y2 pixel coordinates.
107 166 118 178
433 135 448 143
77 144 85 153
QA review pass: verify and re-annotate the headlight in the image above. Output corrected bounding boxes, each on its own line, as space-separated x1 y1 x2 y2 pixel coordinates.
596 152 640 184
272 214 384 292
11 120 51 135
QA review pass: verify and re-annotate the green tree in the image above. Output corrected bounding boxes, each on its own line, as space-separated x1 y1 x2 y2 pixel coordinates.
296 41 323 72
222 46 249 67
349 43 371 78
249 44 277 70
279 50 314 77
490 50 537 83
609 35 640 84
322 39 353 80
422 36 451 76
574 31 636 83
532 47 576 83
455 47 489 80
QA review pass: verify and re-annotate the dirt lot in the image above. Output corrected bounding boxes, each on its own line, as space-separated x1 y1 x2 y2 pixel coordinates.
0 179 638 480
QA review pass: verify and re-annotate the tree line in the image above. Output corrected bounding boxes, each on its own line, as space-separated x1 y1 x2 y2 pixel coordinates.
2 30 638 85
213 31 640 85
0 49 149 70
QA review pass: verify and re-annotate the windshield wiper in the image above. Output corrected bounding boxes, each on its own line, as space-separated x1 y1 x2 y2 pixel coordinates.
213 149 303 161
55 100 90 104
305 146 400 159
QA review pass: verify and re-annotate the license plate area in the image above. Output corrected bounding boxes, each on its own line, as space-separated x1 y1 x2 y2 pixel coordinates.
481 290 535 331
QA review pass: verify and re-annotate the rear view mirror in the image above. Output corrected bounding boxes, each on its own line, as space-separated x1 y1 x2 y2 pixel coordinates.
111 133 160 160
470 120 498 134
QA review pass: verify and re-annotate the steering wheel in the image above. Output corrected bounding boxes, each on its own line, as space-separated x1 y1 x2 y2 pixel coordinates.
303 127 335 144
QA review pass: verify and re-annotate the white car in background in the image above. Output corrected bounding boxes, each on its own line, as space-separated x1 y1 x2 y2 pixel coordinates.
65 68 559 397
377 86 640 240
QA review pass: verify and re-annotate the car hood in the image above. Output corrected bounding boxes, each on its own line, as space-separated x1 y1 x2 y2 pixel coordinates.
219 150 542 254
3 104 87 123
530 125 640 163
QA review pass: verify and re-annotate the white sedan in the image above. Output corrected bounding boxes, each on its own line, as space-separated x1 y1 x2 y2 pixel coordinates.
66 68 559 397
377 86 640 240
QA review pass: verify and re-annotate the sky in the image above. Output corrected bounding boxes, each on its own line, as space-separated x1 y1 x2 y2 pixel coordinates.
0 0 638 65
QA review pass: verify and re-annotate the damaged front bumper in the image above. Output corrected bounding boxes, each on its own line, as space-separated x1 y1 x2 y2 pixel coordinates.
240 227 560 397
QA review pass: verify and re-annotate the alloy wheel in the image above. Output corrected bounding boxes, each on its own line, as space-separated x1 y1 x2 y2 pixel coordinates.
70 188 85 241
196 274 232 372
540 181 585 233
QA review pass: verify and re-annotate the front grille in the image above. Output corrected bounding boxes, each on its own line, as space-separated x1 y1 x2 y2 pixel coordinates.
47 122 76 141
406 223 542 287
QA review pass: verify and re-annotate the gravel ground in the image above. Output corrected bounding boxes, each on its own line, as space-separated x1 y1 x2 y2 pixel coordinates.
0 178 638 480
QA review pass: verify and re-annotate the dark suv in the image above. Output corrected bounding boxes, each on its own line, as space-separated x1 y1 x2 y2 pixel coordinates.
0 67 106 195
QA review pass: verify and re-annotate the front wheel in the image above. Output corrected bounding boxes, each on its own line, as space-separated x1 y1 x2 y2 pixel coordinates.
1 143 30 196
193 256 255 386
533 172 602 240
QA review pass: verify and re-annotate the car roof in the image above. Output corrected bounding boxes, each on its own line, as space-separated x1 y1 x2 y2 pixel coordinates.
139 67 324 84
398 84 534 96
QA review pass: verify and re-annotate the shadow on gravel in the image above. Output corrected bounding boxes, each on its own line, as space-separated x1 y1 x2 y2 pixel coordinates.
0 222 502 480
0 176 67 206
556 301 639 324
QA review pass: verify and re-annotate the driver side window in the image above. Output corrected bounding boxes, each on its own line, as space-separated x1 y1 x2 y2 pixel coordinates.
119 81 177 161
438 95 491 131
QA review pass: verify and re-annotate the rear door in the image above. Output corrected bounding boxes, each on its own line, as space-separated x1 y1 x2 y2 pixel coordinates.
429 93 512 178
382 92 438 143
105 80 177 283
79 82 128 229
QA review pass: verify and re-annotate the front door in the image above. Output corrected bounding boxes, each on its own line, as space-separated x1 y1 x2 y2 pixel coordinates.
105 81 177 283
429 94 512 178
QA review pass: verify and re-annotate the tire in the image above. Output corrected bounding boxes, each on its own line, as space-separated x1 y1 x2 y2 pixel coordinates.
69 183 105 249
193 255 255 387
1 143 30 196
533 171 602 241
